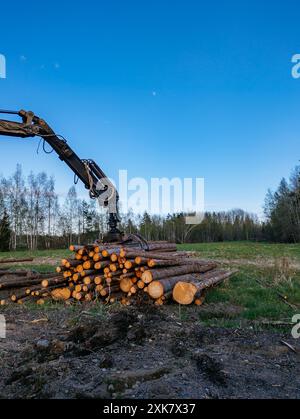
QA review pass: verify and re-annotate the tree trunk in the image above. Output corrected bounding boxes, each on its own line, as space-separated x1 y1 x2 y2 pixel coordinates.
0 258 34 264
142 263 217 284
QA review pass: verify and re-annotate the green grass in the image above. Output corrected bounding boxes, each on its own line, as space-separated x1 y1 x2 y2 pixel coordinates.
178 241 300 261
178 242 300 327
0 249 71 260
0 249 71 273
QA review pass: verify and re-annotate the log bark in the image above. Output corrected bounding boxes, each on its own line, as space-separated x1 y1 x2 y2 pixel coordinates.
41 276 68 289
126 251 184 261
124 249 206 262
80 269 98 278
120 272 136 280
147 259 182 268
146 243 177 252
142 263 217 284
147 258 213 268
0 273 59 290
34 273 60 279
0 270 29 277
0 258 34 264
0 278 44 290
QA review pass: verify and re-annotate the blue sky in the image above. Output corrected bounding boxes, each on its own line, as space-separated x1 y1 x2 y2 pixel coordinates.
1 0 300 217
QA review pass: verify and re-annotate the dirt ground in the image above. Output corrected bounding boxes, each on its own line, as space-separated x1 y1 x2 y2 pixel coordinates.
0 304 299 400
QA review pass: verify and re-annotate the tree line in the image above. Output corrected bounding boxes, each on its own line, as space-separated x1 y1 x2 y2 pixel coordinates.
0 164 299 250
264 165 300 243
0 165 105 250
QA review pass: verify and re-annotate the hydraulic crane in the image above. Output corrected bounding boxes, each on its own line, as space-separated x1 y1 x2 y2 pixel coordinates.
0 109 124 243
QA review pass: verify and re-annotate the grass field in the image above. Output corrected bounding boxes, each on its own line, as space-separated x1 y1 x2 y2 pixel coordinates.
179 242 300 327
1 242 300 328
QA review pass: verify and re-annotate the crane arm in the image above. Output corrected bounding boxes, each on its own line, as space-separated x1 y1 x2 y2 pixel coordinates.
0 109 122 242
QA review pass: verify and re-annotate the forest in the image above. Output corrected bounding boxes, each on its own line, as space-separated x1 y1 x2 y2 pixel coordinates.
0 164 299 250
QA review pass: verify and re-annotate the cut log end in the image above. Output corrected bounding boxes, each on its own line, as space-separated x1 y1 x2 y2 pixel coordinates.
195 296 205 306
173 282 198 305
41 280 49 289
137 280 145 290
120 278 133 293
142 270 153 284
51 288 71 301
110 254 118 263
148 281 164 300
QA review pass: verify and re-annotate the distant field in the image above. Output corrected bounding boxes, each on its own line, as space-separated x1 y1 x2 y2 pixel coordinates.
0 249 71 260
1 242 300 328
178 241 300 261
0 249 72 272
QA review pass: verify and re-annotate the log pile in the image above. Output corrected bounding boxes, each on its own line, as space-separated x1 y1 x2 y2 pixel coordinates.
0 242 237 307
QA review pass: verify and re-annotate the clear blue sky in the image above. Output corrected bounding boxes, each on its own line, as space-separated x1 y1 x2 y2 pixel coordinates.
1 0 300 217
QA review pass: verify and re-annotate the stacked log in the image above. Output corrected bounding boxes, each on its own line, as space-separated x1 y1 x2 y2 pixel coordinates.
0 258 34 264
0 242 237 307
0 271 62 305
